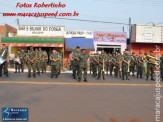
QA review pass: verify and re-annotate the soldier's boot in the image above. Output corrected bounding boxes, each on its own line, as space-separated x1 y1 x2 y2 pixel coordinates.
14 70 17 73
18 70 20 73
122 75 124 80
55 74 58 78
38 72 40 76
84 78 88 82
6 72 9 77
51 74 54 78
33 74 36 78
73 75 76 79
42 71 44 74
103 75 105 80
98 76 100 79
146 76 148 81
151 77 154 81
140 75 143 78
21 70 24 73
126 76 129 80
28 73 31 78
78 78 81 82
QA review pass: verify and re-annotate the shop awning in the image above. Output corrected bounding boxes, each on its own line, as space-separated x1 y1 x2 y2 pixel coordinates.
65 38 94 51
1 37 64 47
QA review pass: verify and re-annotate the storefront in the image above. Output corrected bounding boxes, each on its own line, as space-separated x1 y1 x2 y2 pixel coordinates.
64 30 94 68
130 24 163 56
1 25 65 65
93 31 127 54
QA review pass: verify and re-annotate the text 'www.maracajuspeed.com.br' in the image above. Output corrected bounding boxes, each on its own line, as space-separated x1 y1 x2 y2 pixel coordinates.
2 11 79 18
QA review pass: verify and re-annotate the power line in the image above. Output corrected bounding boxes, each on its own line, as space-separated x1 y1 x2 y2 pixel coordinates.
0 12 129 25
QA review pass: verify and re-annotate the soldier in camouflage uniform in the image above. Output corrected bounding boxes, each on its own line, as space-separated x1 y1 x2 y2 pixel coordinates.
38 48 44 74
109 53 116 76
146 51 155 81
96 49 107 80
20 48 26 73
27 47 36 78
93 52 99 77
14 50 21 73
160 54 163 81
42 51 48 74
89 55 94 75
78 49 90 82
72 46 81 79
122 49 131 80
57 52 62 75
0 44 9 77
130 52 137 76
106 53 111 75
137 53 144 78
50 49 61 78
115 53 122 78
35 48 41 75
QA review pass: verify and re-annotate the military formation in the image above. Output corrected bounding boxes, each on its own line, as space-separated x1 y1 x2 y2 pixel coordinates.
0 44 163 82
71 46 163 82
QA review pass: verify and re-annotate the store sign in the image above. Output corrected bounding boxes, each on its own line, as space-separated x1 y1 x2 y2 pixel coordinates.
65 30 93 38
17 25 65 37
161 27 163 42
93 31 127 43
0 26 4 34
144 26 153 42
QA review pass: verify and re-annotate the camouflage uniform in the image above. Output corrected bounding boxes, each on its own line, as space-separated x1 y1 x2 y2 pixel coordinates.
42 52 48 73
146 55 155 80
72 51 81 79
160 56 163 81
0 49 8 77
106 55 110 74
130 55 137 76
137 56 144 78
78 54 89 81
20 52 26 72
115 55 122 78
50 53 60 78
35 52 41 75
98 54 107 80
27 50 36 77
122 53 131 80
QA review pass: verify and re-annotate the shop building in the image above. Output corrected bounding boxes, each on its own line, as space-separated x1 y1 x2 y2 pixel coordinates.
64 30 94 63
0 24 17 44
93 31 127 53
130 24 163 56
1 25 65 64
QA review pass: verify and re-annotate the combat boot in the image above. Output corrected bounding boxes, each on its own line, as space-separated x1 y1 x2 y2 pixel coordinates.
55 74 58 78
84 78 88 82
51 74 54 78
38 72 40 76
78 78 81 82
6 72 9 77
122 76 124 80
33 74 36 78
28 73 31 78
146 76 148 81
126 76 130 80
14 71 17 73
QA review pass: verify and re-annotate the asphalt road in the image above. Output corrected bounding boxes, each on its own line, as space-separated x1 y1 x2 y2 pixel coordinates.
0 72 163 122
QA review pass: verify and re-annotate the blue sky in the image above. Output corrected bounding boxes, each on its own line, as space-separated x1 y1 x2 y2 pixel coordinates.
0 0 163 36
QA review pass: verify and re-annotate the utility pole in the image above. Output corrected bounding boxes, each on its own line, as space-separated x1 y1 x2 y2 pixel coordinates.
122 26 124 32
129 17 131 39
17 18 19 26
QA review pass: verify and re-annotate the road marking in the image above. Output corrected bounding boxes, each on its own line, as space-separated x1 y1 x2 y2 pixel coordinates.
0 81 162 86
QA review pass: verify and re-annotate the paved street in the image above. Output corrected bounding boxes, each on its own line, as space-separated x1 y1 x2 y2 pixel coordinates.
0 72 163 122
